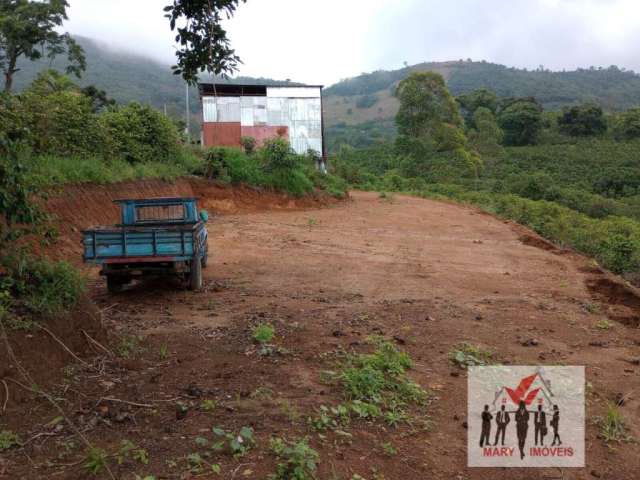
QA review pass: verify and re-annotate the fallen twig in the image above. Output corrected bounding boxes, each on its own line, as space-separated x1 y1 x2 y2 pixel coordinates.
37 325 90 368
21 432 58 446
81 330 114 357
96 397 154 408
1 379 8 413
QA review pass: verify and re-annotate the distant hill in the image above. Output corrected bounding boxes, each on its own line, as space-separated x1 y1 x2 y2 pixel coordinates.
12 38 640 139
324 60 640 127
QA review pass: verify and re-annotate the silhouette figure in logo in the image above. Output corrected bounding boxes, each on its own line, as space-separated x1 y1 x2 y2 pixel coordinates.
551 404 562 446
480 404 493 447
534 404 547 445
515 400 530 459
494 405 510 446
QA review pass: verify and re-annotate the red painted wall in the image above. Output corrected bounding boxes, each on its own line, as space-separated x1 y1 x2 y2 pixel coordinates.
202 123 289 149
202 122 242 148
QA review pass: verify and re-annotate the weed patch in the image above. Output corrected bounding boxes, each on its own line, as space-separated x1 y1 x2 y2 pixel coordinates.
449 342 494 368
253 323 275 344
0 430 19 451
316 338 429 432
269 437 319 480
598 402 632 444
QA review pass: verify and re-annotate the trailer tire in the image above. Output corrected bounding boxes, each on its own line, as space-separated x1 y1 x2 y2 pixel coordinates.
201 246 208 269
106 275 124 293
189 258 203 291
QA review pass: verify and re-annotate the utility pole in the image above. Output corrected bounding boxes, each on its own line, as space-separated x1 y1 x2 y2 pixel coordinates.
185 83 190 139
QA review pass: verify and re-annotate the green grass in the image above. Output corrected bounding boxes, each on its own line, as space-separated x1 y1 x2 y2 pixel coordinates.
599 402 632 443
27 150 202 186
252 323 275 344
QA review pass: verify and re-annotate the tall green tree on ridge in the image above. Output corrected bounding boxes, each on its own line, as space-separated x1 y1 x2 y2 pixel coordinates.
394 71 481 180
497 97 543 146
0 0 85 92
395 71 463 140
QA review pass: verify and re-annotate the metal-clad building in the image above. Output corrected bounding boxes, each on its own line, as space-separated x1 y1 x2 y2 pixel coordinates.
198 84 325 157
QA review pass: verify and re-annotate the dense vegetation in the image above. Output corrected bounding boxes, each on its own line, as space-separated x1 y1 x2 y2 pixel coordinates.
330 73 640 283
325 61 640 111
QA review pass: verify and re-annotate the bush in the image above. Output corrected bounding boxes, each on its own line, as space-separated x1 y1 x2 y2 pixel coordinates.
613 108 640 140
558 103 607 137
1 254 85 318
261 138 299 172
240 136 256 155
99 102 181 163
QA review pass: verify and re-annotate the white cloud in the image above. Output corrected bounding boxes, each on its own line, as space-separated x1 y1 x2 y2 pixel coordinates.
64 0 640 86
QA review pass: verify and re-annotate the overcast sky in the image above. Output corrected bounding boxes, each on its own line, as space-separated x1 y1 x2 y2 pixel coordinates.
64 0 640 86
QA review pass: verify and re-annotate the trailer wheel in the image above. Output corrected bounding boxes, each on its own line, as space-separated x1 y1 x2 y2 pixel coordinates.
201 246 209 269
189 258 203 291
106 275 124 293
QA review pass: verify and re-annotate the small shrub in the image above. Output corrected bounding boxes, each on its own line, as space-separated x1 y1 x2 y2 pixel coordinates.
598 402 632 443
262 138 299 172
200 399 217 411
269 437 319 480
449 342 494 368
381 442 397 456
240 136 257 155
0 430 20 451
84 447 109 475
117 335 144 359
1 255 85 318
212 426 255 457
253 323 275 344
116 440 149 466
595 319 613 330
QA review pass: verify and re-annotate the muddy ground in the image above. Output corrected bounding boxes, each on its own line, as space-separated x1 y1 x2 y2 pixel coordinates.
1 189 639 480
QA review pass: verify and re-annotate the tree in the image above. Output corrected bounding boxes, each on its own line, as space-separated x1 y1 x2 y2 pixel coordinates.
18 70 104 156
497 98 543 146
456 88 498 127
395 72 462 142
164 0 245 84
613 108 640 141
468 107 503 157
557 103 607 136
81 85 116 113
0 0 86 92
395 72 481 180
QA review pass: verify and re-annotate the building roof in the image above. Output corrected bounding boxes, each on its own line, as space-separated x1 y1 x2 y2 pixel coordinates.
198 83 324 97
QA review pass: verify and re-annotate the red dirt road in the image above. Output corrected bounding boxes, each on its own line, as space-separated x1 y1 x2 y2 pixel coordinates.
3 189 640 479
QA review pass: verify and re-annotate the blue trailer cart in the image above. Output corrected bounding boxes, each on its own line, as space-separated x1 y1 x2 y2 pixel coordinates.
82 197 209 292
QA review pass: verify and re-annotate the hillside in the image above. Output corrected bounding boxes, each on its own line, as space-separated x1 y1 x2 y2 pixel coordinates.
324 60 640 127
12 38 640 135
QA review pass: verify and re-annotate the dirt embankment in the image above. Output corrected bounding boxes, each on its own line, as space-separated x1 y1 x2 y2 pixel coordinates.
2 188 640 480
43 177 338 262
